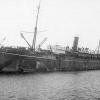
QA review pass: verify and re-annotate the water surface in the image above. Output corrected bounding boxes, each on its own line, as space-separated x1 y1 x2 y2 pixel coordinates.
0 71 100 100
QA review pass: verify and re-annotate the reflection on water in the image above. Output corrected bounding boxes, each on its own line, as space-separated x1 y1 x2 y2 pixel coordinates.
0 71 100 100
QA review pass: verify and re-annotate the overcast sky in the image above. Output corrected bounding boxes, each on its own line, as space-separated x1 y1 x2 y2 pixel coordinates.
0 0 100 50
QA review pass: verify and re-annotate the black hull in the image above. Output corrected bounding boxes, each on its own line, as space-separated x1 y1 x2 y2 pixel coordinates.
0 52 36 72
0 52 100 72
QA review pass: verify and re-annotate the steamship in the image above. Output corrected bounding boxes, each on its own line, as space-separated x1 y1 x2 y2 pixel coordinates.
0 2 100 72
0 36 100 72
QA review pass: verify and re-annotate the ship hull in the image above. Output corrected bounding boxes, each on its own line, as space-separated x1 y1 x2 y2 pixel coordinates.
0 52 36 72
0 52 58 72
0 51 100 72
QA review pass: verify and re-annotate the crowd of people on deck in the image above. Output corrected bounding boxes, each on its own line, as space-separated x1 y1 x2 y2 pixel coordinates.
0 46 30 54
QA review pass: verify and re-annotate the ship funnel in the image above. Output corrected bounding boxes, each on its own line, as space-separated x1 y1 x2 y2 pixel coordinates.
72 37 79 52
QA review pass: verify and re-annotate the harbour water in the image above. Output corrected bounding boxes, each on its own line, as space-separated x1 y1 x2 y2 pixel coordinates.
0 70 100 100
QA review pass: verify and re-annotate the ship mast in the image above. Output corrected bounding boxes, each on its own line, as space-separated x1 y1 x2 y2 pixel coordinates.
32 0 41 52
97 40 100 54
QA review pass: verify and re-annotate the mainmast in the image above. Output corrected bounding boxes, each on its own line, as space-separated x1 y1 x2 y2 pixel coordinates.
32 0 41 52
97 40 100 54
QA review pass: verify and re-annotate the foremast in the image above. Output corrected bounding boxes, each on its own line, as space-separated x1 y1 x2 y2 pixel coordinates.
32 0 41 52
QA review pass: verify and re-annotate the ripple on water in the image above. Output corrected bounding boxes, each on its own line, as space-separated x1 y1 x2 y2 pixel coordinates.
0 71 100 100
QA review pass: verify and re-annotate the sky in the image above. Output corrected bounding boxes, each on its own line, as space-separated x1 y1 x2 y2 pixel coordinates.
0 0 100 50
